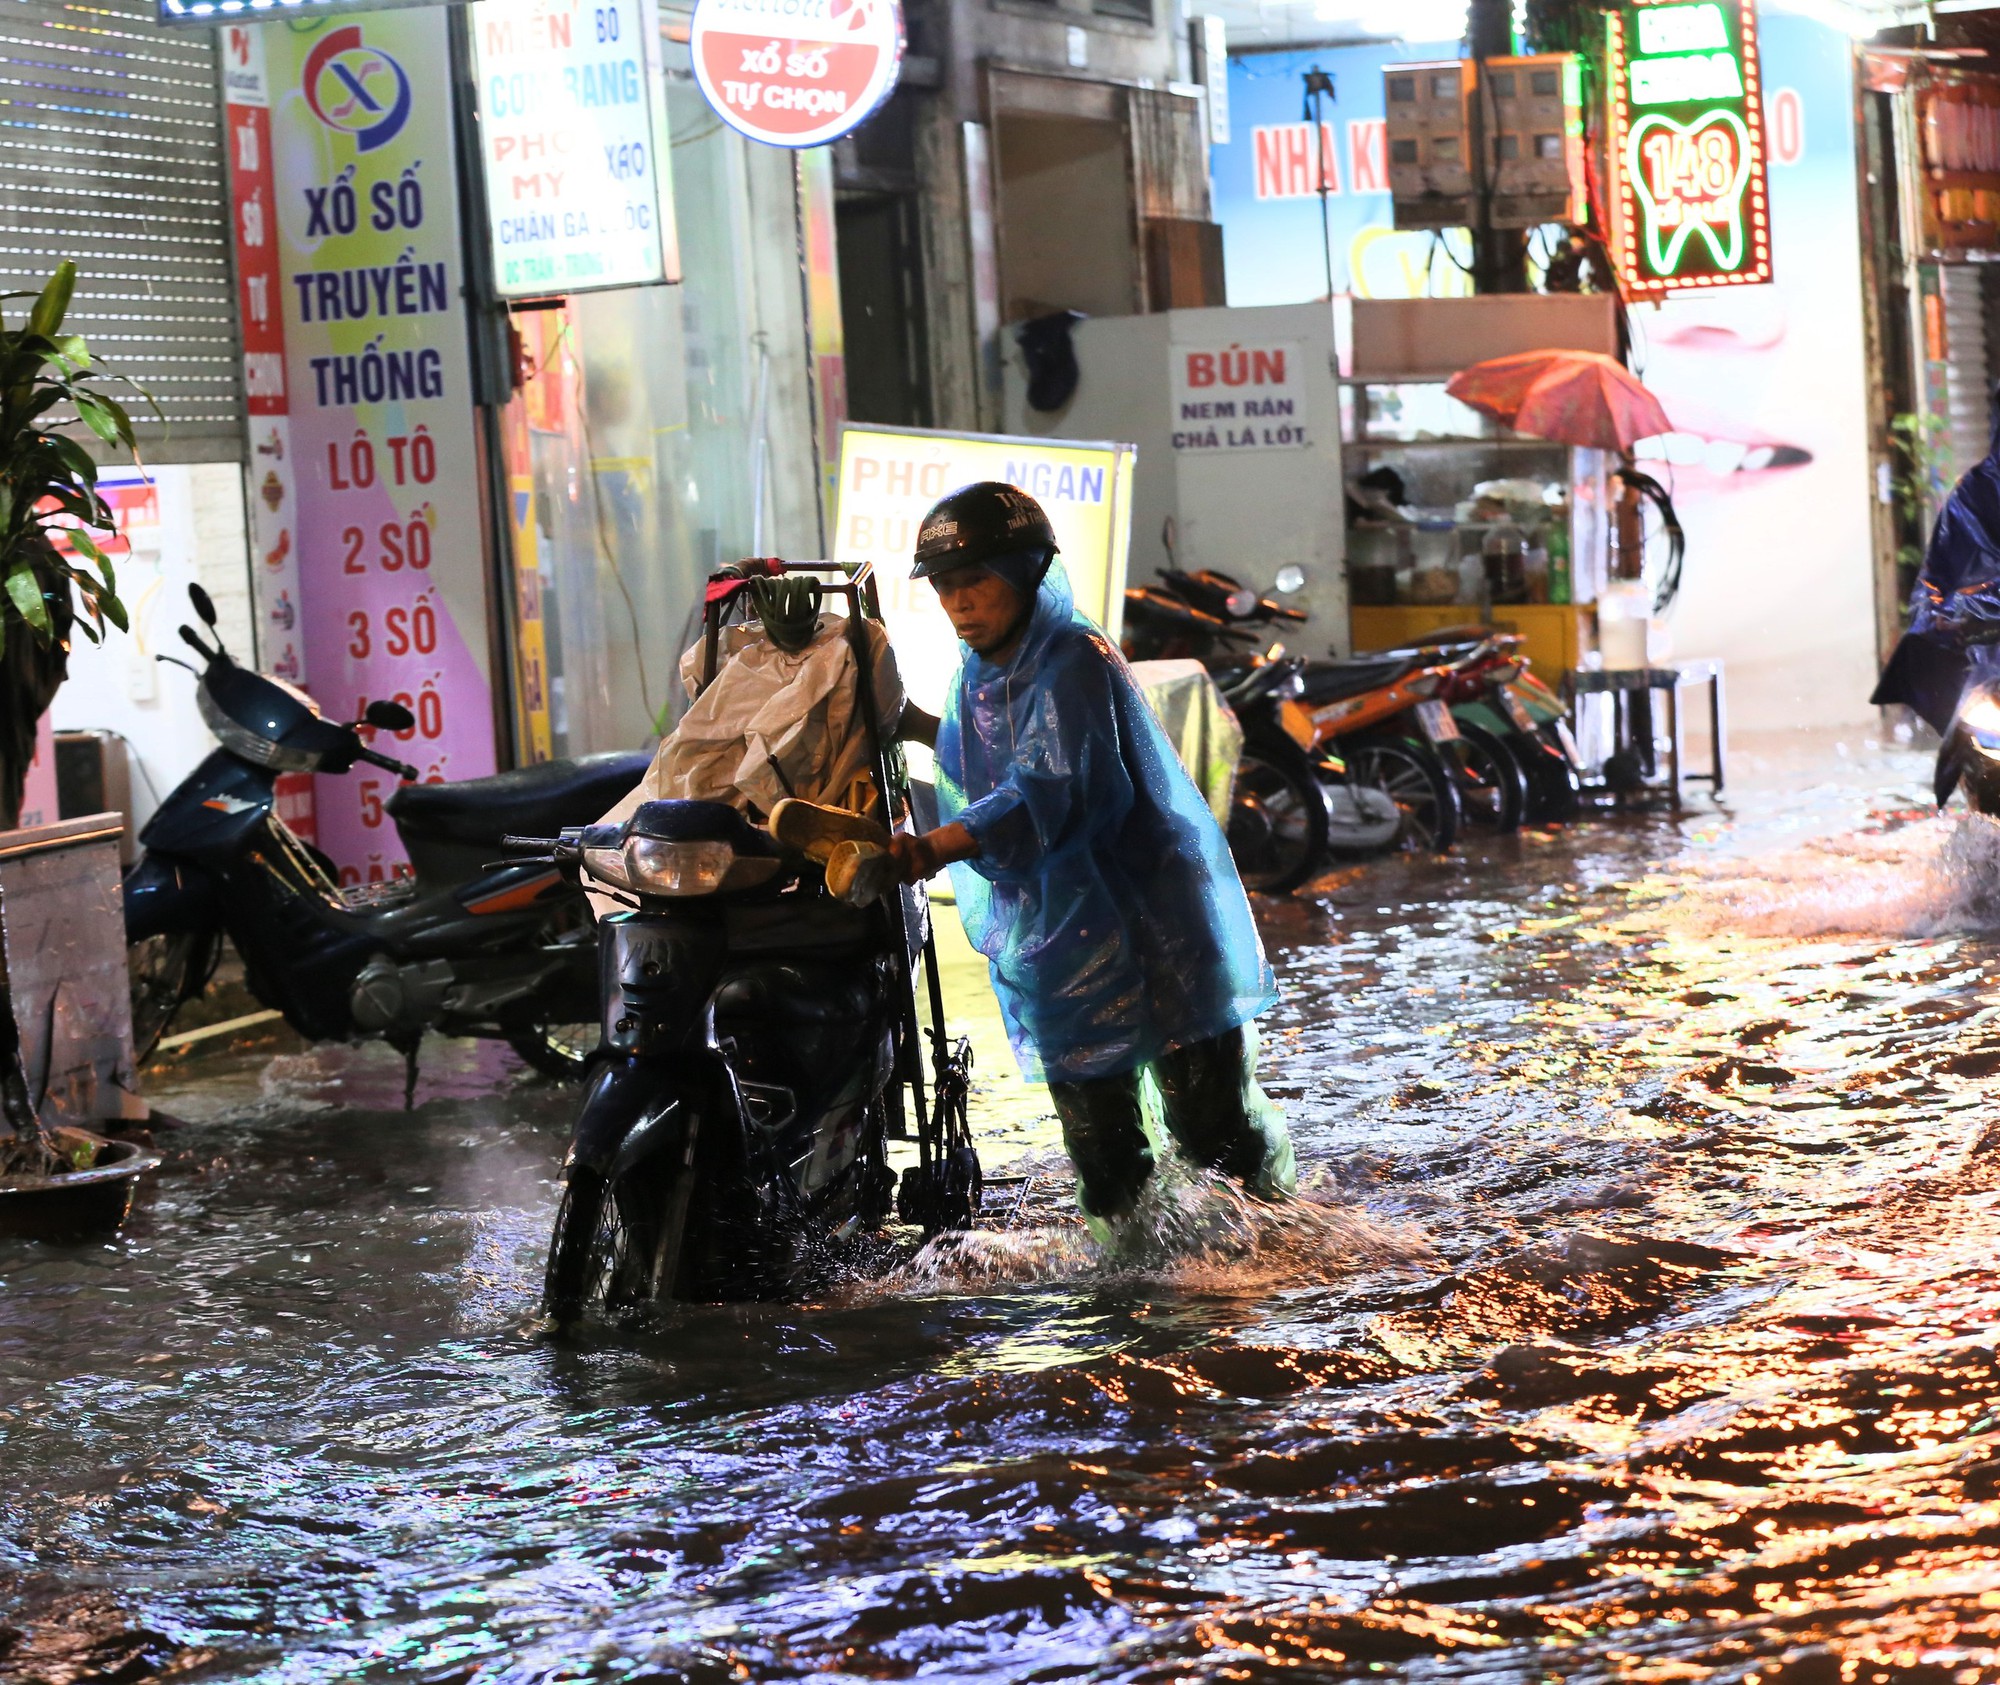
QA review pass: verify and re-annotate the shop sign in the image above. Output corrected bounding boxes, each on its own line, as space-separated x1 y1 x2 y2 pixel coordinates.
265 12 498 881
472 0 682 296
832 425 1135 712
1605 0 1772 296
1170 340 1308 453
1917 72 2000 253
690 0 904 149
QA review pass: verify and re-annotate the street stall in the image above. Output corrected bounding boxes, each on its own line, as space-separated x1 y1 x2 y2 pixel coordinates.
1340 296 1618 685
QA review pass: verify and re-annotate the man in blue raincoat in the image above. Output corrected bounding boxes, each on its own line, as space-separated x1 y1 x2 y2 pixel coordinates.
1875 401 2000 733
886 482 1295 1230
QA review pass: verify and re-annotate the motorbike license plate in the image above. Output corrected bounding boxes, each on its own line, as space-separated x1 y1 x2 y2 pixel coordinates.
1500 689 1537 733
1416 699 1459 742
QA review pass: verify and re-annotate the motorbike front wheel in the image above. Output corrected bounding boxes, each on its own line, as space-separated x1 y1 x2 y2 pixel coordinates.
1228 735 1331 895
1343 735 1461 853
543 1164 664 1323
128 928 222 1062
1454 723 1530 832
1521 725 1583 822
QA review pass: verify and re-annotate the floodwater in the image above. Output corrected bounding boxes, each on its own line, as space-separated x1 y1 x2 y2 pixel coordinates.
9 731 2000 1683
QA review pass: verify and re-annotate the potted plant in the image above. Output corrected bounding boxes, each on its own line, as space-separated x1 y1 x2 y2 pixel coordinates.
0 260 137 1183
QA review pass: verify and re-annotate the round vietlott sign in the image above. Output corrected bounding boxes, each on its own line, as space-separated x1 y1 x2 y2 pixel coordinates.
690 0 904 148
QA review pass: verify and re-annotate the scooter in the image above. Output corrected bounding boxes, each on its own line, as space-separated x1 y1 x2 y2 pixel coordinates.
528 561 980 1316
1149 569 1470 855
123 585 648 1079
1934 678 2000 814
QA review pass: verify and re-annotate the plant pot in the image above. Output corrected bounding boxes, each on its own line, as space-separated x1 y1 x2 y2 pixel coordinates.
0 1133 159 1240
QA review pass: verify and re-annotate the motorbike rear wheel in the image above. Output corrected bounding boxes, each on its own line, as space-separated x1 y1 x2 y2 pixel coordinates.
1343 734 1461 853
127 928 223 1062
1228 734 1330 895
1454 723 1530 832
507 1018 602 1080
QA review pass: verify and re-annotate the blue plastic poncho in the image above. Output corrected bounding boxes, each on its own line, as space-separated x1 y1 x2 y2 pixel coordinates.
934 561 1278 1084
1875 419 2000 731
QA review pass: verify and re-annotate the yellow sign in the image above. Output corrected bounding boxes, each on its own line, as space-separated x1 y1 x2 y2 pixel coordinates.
833 424 1137 711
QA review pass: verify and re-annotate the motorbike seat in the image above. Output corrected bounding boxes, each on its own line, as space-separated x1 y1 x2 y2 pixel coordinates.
1297 656 1420 705
389 750 650 846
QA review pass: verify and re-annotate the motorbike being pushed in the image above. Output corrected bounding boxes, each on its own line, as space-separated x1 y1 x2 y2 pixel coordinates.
524 561 981 1318
125 585 648 1078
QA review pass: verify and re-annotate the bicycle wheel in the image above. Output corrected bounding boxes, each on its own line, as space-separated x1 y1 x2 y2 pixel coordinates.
1343 735 1461 853
1228 735 1330 894
1454 722 1529 832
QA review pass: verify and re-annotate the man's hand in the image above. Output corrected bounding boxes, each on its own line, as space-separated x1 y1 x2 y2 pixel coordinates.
889 822 979 885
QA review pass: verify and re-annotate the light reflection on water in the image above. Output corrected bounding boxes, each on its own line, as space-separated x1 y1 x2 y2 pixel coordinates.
8 732 2000 1682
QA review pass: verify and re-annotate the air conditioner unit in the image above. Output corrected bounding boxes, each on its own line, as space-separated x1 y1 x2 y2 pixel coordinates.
55 730 133 864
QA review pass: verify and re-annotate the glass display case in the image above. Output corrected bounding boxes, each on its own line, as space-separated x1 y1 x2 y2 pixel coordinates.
1340 378 1611 683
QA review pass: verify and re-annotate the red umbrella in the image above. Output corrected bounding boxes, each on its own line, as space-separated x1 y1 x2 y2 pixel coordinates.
1444 350 1673 452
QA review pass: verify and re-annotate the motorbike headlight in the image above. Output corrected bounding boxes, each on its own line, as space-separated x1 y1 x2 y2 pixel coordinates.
627 838 735 895
197 686 321 772
1963 692 2000 744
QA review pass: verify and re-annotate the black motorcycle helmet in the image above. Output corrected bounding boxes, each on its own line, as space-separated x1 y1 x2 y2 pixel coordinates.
910 481 1060 582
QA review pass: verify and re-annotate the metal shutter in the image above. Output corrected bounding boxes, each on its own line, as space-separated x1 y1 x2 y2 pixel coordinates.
0 0 243 461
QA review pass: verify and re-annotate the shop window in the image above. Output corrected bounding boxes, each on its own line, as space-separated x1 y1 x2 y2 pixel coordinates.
1094 0 1153 21
1494 134 1520 162
1531 69 1560 97
1388 76 1416 102
1489 71 1516 98
1390 138 1421 165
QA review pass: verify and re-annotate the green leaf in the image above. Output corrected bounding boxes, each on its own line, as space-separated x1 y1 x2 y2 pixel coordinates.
27 262 74 340
66 526 104 564
5 563 49 638
72 395 119 446
48 435 95 488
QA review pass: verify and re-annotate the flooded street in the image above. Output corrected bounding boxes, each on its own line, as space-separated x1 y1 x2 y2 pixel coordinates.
10 731 2000 1683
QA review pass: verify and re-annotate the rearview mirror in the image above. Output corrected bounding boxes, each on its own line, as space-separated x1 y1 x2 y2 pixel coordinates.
1225 588 1259 618
364 699 415 733
1274 564 1306 595
188 582 218 627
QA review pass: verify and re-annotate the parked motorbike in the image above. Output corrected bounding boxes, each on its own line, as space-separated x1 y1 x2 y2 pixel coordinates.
530 561 980 1317
1366 630 1583 826
124 585 648 1078
1121 584 1333 894
1147 569 1471 856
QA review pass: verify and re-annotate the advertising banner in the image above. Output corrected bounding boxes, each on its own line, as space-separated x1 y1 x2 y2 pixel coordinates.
472 0 681 297
223 23 316 842
1169 339 1308 454
266 11 497 882
832 425 1135 713
690 0 904 149
1915 70 2000 253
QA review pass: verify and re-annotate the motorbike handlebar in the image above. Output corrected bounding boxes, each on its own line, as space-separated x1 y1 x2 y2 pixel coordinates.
354 743 419 781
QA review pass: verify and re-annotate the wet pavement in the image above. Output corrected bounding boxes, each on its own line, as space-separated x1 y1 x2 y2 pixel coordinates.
9 730 2000 1683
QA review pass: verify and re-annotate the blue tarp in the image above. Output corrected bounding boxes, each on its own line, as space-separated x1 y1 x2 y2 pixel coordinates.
934 562 1278 1084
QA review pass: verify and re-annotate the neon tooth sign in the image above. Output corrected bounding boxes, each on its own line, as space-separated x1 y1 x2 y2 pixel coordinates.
1606 0 1771 296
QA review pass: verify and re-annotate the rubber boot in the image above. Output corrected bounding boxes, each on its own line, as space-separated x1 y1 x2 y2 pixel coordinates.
1047 1068 1155 1236
1154 1026 1297 1202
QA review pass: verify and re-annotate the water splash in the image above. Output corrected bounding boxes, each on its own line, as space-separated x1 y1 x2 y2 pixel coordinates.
1647 810 2000 941
885 1161 1426 1297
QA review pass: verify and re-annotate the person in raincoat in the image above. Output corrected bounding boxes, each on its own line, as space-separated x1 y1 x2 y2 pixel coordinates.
1876 396 2000 732
885 481 1295 1229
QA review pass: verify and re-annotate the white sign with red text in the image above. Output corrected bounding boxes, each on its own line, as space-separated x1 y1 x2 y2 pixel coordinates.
690 0 902 149
1169 340 1309 453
